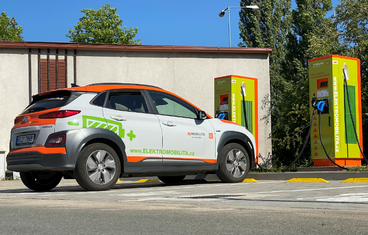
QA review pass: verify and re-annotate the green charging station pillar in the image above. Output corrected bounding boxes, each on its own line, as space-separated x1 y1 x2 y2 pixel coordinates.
214 75 259 162
309 55 362 167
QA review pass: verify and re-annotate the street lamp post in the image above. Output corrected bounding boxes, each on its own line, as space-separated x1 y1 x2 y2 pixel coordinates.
219 6 259 47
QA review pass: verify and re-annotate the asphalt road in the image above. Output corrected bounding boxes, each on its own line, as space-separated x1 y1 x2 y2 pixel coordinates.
1 178 368 234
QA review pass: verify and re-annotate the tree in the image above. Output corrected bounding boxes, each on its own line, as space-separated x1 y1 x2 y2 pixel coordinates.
275 0 335 166
0 12 23 41
239 0 336 167
239 0 291 82
66 4 141 45
239 0 292 166
335 0 368 151
335 0 368 109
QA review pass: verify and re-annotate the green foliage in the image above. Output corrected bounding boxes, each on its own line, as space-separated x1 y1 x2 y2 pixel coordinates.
335 0 368 114
0 12 23 41
66 4 141 45
347 166 368 172
0 176 18 181
275 0 335 167
240 0 368 168
239 0 294 166
344 0 368 151
252 164 297 172
239 0 335 167
307 0 368 153
239 0 291 85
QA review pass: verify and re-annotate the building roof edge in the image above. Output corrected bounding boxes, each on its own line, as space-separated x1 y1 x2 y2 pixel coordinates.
0 41 272 54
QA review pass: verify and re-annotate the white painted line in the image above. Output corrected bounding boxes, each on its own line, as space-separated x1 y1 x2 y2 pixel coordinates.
317 196 368 202
254 184 368 194
114 191 184 197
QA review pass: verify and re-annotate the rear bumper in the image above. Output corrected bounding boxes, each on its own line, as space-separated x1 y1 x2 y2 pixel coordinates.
6 147 74 172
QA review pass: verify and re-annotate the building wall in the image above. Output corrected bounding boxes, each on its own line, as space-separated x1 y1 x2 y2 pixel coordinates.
0 46 272 178
0 49 29 178
76 50 272 165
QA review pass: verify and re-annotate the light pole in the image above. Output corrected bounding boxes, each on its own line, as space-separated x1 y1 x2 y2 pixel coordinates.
219 6 259 47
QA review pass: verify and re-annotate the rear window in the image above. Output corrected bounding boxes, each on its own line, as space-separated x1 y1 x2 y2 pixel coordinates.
22 91 86 114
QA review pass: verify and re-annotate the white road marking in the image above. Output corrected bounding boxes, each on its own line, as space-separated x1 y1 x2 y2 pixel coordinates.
317 196 368 202
298 193 368 202
256 184 368 194
114 191 184 197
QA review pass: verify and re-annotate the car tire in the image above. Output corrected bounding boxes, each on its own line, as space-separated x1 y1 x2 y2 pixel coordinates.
158 175 186 184
20 171 62 191
216 143 250 183
74 143 121 191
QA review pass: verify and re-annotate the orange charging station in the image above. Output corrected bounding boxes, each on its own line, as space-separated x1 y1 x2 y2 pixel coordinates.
214 75 259 162
309 55 362 167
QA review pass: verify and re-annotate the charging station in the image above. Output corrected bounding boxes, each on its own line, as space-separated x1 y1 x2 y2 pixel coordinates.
214 75 259 161
309 55 362 167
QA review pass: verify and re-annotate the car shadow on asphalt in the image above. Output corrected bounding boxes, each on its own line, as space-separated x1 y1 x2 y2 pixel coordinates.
0 179 216 194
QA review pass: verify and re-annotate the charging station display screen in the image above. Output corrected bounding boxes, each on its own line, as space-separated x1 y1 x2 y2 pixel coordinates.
317 78 329 89
320 81 328 87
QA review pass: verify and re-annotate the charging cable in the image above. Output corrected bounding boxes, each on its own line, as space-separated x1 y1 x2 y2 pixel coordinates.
343 69 368 164
283 99 348 171
284 67 367 171
318 108 348 170
282 108 316 172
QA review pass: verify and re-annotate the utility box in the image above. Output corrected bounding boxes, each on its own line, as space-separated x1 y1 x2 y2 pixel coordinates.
309 55 362 167
214 75 258 161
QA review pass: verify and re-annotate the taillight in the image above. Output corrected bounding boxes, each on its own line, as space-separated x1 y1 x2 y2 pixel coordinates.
39 110 81 119
47 134 66 146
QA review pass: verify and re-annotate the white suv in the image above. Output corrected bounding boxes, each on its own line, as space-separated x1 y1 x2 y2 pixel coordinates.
7 83 256 191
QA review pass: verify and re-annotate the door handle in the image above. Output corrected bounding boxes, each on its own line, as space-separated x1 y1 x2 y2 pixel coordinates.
110 116 127 121
162 121 176 127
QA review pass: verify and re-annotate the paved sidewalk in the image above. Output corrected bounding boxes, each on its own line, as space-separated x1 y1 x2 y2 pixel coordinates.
0 178 81 189
246 171 368 181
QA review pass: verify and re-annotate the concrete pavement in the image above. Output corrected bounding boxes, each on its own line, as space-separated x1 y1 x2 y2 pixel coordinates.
2 170 368 189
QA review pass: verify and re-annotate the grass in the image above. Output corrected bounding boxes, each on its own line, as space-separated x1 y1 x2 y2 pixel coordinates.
252 165 368 173
0 176 19 181
347 166 368 172
252 165 297 173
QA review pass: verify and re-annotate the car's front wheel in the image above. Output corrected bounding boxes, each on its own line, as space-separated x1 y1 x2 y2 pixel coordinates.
74 143 121 191
20 171 62 191
216 143 250 183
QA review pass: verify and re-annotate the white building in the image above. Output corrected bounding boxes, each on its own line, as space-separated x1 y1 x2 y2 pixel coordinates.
0 41 272 178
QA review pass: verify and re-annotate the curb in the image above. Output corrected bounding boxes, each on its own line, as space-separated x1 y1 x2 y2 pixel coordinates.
285 178 329 183
190 172 368 182
247 172 368 181
3 172 368 189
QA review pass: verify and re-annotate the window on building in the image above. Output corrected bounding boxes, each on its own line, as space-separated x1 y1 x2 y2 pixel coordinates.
40 59 66 92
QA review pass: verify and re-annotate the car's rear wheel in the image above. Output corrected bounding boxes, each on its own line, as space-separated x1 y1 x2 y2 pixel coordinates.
20 171 62 191
74 143 121 191
158 175 186 184
216 143 250 183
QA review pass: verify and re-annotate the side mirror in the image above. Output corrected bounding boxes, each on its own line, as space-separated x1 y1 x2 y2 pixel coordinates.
197 110 207 120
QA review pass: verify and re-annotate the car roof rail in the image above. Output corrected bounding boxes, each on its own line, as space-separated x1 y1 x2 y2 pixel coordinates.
86 83 161 89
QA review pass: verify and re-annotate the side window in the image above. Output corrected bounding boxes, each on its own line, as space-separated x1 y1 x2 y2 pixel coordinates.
108 91 148 113
148 90 197 119
91 92 106 107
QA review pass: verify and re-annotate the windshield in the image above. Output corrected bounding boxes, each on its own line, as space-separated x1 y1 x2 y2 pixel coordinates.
22 91 85 114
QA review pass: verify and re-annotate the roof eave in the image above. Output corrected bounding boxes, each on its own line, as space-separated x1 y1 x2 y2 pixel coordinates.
0 41 272 54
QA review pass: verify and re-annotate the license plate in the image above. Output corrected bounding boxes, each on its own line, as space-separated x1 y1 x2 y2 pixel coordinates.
16 134 35 146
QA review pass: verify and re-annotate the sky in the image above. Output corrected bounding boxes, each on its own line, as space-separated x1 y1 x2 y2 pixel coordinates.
2 0 340 48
